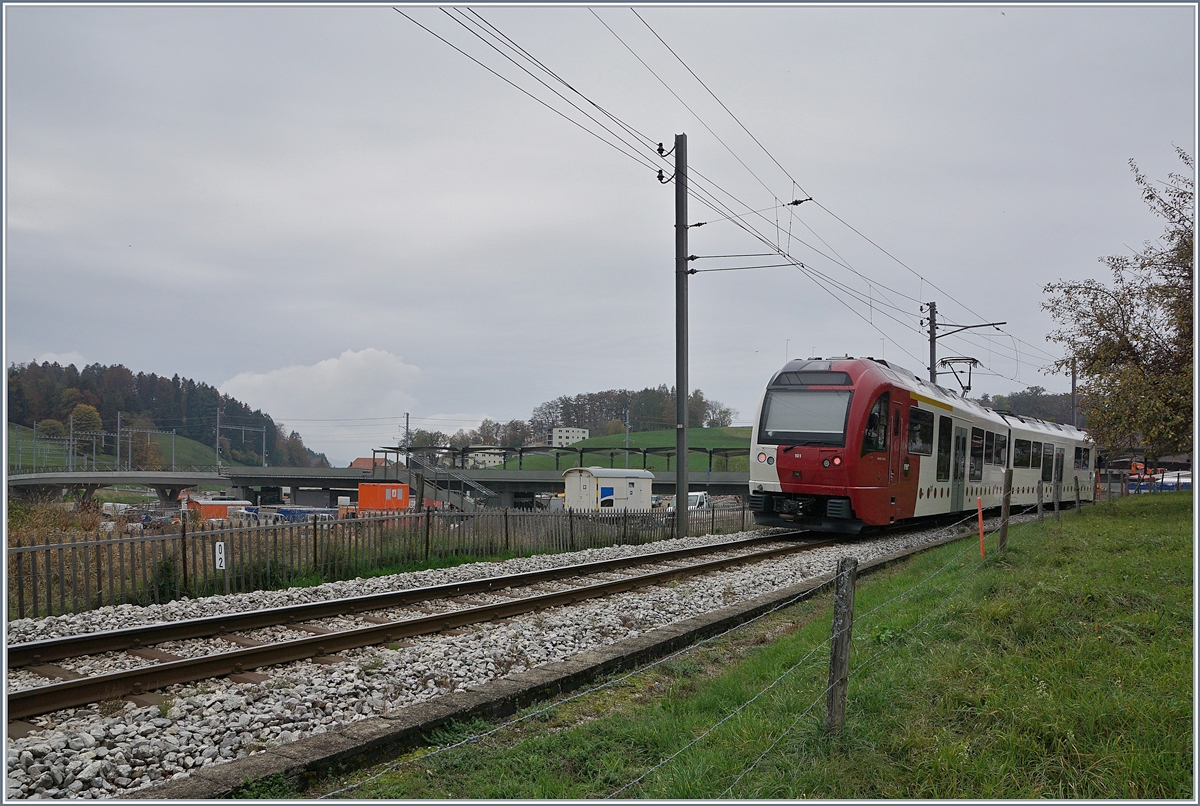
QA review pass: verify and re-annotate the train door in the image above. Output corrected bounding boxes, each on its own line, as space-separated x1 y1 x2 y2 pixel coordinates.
1054 447 1065 503
888 403 903 485
886 402 904 520
951 426 968 511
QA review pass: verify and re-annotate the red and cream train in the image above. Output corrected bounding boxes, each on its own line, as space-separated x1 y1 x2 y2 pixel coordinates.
749 357 1094 533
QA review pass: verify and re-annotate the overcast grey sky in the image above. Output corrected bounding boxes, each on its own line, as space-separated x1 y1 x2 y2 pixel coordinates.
5 3 1195 465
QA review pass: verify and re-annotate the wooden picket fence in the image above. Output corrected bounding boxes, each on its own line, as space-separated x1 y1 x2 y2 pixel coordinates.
7 504 754 620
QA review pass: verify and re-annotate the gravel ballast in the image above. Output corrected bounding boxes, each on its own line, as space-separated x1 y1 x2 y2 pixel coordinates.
5 518 1018 800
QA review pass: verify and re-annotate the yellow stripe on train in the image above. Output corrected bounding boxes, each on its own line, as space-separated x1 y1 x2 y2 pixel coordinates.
911 392 954 411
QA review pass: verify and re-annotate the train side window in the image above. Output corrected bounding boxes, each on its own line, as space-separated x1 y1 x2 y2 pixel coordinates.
936 416 952 481
984 431 995 465
970 428 984 481
1041 443 1055 482
908 408 934 455
1073 447 1082 469
1081 447 1091 469
995 434 1008 467
1030 441 1043 469
861 393 889 455
1014 439 1032 467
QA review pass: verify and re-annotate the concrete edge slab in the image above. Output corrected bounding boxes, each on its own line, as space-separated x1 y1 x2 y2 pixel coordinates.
117 529 972 799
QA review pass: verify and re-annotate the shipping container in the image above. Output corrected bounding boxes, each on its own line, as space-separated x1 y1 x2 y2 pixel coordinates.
358 482 410 511
186 499 253 520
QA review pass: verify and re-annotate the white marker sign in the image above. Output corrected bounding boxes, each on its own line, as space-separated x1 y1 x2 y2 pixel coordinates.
214 542 226 570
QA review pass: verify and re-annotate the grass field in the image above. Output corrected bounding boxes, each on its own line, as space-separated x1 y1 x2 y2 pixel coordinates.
8 422 246 472
497 427 751 472
292 492 1193 800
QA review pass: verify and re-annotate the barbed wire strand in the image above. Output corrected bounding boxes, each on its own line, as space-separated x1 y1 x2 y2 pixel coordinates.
321 569 839 799
723 515 1045 796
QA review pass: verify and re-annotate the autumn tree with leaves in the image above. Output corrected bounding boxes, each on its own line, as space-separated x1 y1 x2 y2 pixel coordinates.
1043 149 1193 462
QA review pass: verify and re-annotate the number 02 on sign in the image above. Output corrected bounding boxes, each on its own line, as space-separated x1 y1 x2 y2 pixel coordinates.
214 542 226 570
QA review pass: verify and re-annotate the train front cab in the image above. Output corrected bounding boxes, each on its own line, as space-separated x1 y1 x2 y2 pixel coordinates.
748 360 911 533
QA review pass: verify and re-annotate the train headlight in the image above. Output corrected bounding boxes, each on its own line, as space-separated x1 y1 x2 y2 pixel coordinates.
757 452 767 463
822 459 831 468
766 456 774 465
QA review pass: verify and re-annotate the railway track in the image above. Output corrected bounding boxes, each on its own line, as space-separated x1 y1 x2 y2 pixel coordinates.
7 532 832 721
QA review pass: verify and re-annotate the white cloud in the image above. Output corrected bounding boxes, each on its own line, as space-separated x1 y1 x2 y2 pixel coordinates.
35 351 87 367
220 349 420 464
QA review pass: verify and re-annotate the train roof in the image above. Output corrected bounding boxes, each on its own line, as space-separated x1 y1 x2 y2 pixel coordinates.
772 357 1090 442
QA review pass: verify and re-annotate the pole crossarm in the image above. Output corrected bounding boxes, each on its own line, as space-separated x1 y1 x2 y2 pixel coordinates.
934 321 1007 340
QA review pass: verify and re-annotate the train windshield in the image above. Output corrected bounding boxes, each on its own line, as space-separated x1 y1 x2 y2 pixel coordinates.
758 389 853 446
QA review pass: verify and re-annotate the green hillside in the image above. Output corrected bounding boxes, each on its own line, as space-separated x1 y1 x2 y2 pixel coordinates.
497 427 751 472
8 422 248 472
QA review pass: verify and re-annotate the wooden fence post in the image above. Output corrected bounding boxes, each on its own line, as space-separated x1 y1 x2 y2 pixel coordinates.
825 556 858 735
999 468 1012 552
1074 476 1082 513
1037 483 1044 523
568 508 575 551
504 508 510 554
180 517 189 595
1054 479 1061 523
424 511 431 561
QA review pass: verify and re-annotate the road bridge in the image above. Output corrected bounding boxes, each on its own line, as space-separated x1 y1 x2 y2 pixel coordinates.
6 471 224 503
9 467 750 508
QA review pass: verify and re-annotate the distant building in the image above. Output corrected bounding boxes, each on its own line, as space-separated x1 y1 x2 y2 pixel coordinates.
551 427 589 447
465 446 506 469
348 457 390 470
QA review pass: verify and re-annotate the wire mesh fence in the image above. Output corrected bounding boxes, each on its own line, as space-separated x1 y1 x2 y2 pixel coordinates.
7 504 754 620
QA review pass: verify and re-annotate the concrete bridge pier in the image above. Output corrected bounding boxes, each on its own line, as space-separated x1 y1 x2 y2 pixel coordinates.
153 486 189 504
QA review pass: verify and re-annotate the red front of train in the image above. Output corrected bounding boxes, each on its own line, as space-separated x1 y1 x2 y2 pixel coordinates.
748 357 922 533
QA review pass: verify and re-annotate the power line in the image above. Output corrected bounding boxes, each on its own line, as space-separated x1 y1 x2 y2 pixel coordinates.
465 9 660 153
590 8 779 199
441 8 663 174
630 8 810 198
394 9 660 175
400 7 1052 382
625 8 1053 370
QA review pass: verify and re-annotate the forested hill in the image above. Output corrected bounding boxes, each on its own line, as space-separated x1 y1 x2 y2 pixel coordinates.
975 386 1077 426
7 361 328 467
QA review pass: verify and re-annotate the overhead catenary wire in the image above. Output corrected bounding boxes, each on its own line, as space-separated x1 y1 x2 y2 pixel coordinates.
626 8 1059 374
394 9 660 176
402 6 1053 389
441 7 664 174
590 8 780 201
402 6 978 373
464 8 660 153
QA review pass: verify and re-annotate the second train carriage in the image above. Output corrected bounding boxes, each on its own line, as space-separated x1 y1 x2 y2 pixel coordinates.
749 357 1094 533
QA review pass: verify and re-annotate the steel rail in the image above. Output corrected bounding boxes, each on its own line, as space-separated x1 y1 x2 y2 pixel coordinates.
8 533 805 669
7 539 835 720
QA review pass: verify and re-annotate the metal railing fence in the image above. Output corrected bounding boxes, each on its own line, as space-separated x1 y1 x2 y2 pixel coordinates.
7 504 754 620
